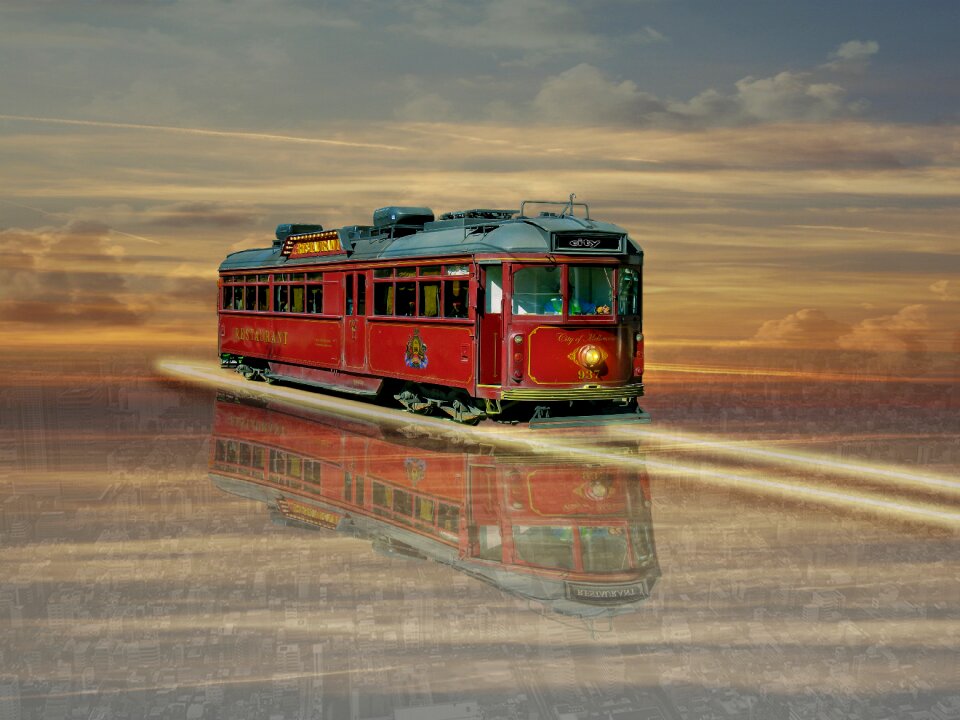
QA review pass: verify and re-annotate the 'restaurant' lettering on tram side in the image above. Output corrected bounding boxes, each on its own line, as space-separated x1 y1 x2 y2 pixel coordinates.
234 327 289 345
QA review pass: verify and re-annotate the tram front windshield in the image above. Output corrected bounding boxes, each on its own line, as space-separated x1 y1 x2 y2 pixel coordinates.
511 265 615 316
512 524 639 572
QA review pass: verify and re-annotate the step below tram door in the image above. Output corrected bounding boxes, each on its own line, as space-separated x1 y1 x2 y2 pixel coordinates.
477 264 504 387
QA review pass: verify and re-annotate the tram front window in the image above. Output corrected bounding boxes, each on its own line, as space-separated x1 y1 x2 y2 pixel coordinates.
569 266 613 316
513 525 574 570
580 526 631 572
512 266 560 315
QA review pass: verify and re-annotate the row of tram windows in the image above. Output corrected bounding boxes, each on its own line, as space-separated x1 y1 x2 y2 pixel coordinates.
373 267 469 318
214 438 459 538
221 264 472 318
222 273 325 314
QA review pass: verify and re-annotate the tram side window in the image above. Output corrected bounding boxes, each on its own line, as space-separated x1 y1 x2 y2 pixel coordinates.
393 489 413 516
290 285 305 313
257 285 269 312
512 266 559 315
374 283 394 315
438 503 459 534
443 279 468 318
420 282 440 317
251 446 264 471
244 285 256 311
274 285 289 312
307 283 324 314
618 268 640 316
372 482 391 508
416 497 434 523
222 286 233 310
396 282 416 316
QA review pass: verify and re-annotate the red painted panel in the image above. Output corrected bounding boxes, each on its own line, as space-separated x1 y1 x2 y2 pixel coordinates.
367 321 475 388
219 313 341 367
364 453 468 498
213 398 349 462
478 313 502 386
343 316 366 369
524 325 633 385
513 469 628 517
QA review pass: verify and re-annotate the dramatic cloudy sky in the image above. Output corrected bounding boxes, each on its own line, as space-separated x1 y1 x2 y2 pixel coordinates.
1 0 958 359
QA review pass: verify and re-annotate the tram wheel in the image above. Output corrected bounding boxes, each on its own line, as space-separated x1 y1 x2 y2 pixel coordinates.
394 384 432 414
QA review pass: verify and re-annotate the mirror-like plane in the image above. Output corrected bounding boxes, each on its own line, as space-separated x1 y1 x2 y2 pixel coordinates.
208 393 660 621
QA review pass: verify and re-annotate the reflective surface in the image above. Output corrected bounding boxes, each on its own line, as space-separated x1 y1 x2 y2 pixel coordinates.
1 356 958 720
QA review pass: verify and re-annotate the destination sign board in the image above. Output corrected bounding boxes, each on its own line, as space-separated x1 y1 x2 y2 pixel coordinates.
564 581 649 605
552 233 624 253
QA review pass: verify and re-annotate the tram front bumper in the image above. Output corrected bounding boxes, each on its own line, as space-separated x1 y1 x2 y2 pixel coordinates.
500 382 645 402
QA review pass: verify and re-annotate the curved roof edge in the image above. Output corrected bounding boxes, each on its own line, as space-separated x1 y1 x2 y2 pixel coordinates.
219 215 640 272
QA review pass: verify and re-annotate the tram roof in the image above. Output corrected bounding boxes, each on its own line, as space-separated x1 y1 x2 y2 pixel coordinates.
219 214 642 272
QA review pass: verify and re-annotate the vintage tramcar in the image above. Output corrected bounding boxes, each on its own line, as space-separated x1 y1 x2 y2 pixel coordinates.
218 196 647 424
209 393 660 619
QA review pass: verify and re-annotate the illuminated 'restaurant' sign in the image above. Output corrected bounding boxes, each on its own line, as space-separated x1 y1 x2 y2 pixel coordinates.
281 230 345 258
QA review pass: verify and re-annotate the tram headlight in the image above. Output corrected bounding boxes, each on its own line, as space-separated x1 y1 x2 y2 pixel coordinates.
577 344 604 370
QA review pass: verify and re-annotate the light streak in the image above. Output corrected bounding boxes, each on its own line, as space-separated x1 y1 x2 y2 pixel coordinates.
0 114 408 152
523 437 960 529
646 361 958 384
159 359 960 529
614 426 960 496
17 667 398 701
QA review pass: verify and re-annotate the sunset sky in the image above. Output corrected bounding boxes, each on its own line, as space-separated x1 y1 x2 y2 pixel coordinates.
1 0 958 361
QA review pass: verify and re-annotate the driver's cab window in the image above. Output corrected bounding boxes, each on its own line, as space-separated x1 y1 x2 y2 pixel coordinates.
512 266 560 315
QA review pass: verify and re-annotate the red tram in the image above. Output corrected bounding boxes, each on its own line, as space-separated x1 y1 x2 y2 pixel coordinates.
218 196 647 424
209 394 660 618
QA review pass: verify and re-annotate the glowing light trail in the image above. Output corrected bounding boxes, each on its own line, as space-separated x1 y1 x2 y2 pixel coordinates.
646 362 958 384
614 426 960 496
0 114 408 152
522 437 960 529
159 360 960 529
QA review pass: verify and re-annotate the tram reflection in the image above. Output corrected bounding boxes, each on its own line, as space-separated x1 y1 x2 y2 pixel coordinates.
208 392 660 619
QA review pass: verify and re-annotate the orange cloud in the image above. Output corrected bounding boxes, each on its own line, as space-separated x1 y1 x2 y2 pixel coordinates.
749 308 851 348
0 222 148 327
837 305 932 353
930 280 959 301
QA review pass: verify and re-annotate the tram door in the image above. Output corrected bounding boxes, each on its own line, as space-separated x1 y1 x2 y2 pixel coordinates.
343 272 367 369
477 265 503 386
